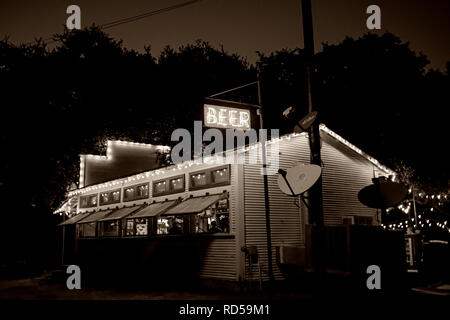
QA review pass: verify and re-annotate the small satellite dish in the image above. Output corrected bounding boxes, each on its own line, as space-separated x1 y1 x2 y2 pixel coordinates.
278 164 322 196
294 111 318 133
358 179 407 209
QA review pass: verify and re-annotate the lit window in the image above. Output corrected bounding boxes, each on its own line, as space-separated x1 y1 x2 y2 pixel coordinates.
78 222 96 237
80 194 98 208
170 177 184 191
123 183 149 202
193 195 230 234
153 175 184 196
99 189 121 205
157 216 184 235
212 167 229 184
126 219 134 236
103 220 119 237
137 184 149 197
135 218 148 235
154 181 166 194
190 173 207 188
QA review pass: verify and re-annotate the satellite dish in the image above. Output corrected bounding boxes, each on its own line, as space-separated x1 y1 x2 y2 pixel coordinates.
277 164 322 196
294 111 318 133
358 179 407 209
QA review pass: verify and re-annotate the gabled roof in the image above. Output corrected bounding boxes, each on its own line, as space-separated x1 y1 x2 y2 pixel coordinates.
67 124 395 198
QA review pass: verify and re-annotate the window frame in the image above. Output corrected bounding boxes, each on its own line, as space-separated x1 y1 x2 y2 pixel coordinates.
79 194 99 209
123 182 150 202
99 189 121 206
152 174 185 197
189 165 231 191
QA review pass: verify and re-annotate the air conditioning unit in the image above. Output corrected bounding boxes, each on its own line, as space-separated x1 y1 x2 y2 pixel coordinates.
278 246 306 266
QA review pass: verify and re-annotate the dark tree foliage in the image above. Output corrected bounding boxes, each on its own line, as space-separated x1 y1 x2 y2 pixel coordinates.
258 33 449 191
0 28 447 271
157 40 256 131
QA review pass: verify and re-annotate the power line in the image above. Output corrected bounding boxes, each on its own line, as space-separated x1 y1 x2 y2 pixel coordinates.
26 0 202 46
100 0 202 30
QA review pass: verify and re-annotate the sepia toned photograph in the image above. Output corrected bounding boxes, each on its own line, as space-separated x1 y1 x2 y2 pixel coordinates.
0 0 448 317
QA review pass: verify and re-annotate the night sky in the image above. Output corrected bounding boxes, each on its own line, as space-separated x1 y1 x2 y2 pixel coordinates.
1 0 449 70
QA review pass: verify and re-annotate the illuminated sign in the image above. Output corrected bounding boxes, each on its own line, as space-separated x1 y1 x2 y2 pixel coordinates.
204 104 251 130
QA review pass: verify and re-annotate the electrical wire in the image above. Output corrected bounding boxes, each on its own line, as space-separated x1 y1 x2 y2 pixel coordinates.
25 0 202 46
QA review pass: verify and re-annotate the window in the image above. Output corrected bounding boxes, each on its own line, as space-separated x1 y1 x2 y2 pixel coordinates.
157 216 184 235
102 220 120 237
78 223 96 237
123 183 149 202
79 194 98 208
354 216 373 225
190 173 207 188
126 218 149 236
152 175 185 197
126 219 134 236
135 218 148 235
99 189 121 206
170 177 184 192
189 165 230 191
193 196 230 234
154 181 167 195
212 167 229 184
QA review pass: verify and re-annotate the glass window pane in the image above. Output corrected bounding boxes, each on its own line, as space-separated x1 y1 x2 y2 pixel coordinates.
100 190 121 205
89 195 97 206
112 190 120 201
80 223 96 237
170 177 184 191
126 219 134 236
154 181 167 195
193 195 230 234
212 167 229 184
103 221 119 237
190 173 207 188
137 184 149 198
157 218 169 235
135 218 148 235
124 187 135 201
100 192 109 205
80 194 98 208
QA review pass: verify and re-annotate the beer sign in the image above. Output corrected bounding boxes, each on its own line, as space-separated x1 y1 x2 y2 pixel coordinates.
204 104 251 130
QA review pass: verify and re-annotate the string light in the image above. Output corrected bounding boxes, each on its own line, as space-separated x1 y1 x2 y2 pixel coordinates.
70 125 394 197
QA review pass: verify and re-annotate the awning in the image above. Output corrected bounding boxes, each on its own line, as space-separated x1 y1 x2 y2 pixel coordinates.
130 200 178 218
58 212 92 226
163 193 227 216
77 209 113 224
99 206 143 222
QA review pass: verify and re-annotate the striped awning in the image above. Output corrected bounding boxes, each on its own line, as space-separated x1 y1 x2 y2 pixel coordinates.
162 193 227 216
77 209 113 224
99 206 143 222
58 212 92 226
130 200 178 218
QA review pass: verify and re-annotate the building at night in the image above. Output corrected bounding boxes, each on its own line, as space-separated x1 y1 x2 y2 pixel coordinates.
56 124 401 287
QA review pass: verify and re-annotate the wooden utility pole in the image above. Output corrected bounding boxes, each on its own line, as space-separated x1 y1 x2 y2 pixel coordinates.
301 0 325 274
257 75 275 284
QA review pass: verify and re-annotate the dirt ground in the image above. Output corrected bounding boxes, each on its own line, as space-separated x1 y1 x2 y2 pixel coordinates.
0 270 448 300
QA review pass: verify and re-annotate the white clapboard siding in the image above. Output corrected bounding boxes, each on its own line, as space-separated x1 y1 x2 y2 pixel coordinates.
198 238 237 280
243 134 310 281
320 132 381 226
199 164 238 280
243 131 389 281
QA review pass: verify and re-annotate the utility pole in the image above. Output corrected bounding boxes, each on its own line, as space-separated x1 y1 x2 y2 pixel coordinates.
206 79 274 284
257 74 275 284
301 0 325 274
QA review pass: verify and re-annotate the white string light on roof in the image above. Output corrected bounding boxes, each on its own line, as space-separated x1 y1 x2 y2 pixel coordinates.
70 125 395 197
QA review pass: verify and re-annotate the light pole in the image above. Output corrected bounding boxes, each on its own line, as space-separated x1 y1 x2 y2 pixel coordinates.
301 0 325 274
257 74 275 284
